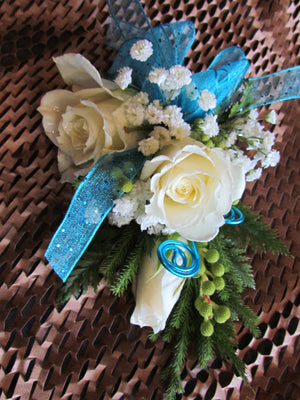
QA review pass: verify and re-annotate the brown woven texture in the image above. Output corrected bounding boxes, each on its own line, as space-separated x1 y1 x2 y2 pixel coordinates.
0 0 299 399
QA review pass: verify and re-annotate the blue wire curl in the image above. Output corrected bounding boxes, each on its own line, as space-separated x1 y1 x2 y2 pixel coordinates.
157 240 201 278
224 206 244 225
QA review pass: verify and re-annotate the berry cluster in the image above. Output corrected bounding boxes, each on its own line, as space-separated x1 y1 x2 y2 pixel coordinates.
194 245 231 337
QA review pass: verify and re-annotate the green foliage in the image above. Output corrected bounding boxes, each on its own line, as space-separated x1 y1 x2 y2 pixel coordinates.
221 204 290 255
228 79 253 120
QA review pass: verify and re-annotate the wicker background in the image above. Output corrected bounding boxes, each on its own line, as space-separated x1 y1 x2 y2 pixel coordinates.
0 0 299 399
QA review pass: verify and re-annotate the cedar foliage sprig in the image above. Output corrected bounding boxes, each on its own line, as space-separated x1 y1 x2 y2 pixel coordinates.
56 222 154 306
221 204 290 255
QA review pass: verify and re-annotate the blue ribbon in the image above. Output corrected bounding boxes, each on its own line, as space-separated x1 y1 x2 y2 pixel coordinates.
45 149 144 282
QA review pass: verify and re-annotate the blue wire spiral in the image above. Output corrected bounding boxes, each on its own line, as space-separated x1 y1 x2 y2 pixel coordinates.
224 206 244 225
157 240 201 278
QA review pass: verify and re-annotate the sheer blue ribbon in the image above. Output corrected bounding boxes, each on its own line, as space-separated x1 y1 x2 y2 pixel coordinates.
45 149 144 282
46 0 300 281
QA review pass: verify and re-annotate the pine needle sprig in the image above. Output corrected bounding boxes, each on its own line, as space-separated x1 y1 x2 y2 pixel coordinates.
221 204 290 255
212 321 248 383
100 223 140 285
196 329 214 369
210 236 255 292
110 232 155 296
162 279 196 399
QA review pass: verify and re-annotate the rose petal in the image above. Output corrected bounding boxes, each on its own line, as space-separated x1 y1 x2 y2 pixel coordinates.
130 247 184 333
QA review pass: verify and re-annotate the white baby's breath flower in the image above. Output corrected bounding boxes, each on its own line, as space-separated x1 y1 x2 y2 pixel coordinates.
133 92 149 105
108 197 138 227
197 89 217 111
125 102 145 126
201 114 219 137
169 122 191 139
228 149 257 174
130 40 153 62
138 137 160 156
225 131 238 148
163 105 184 128
148 68 168 86
151 126 171 148
246 168 262 182
161 65 192 91
261 149 280 168
249 108 259 120
114 67 132 90
265 110 277 124
261 131 275 152
146 103 164 125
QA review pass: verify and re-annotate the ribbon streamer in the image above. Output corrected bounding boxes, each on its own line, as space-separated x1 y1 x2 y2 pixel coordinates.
45 149 145 282
249 66 300 107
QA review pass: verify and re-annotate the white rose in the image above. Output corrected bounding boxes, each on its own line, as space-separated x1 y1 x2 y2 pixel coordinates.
38 54 141 182
131 246 184 333
141 140 246 242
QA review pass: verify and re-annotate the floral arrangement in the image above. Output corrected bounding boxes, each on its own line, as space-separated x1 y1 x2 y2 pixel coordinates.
38 1 299 398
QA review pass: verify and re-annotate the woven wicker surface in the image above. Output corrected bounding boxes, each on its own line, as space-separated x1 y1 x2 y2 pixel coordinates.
0 0 299 399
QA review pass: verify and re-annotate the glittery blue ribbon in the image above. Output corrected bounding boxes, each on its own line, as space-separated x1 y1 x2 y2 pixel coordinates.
45 149 144 282
107 0 300 116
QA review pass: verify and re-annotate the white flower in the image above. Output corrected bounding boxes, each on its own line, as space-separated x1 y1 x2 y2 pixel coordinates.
114 67 132 90
130 39 153 62
249 108 259 120
138 137 160 156
38 55 139 182
169 122 191 139
246 168 262 182
141 140 245 242
261 131 275 152
151 126 171 148
133 92 149 105
201 114 219 137
197 89 217 111
163 105 184 128
261 149 280 168
161 65 192 91
225 131 238 148
148 67 168 86
125 101 145 126
146 103 164 125
108 197 138 227
265 110 277 124
130 247 184 333
228 149 257 174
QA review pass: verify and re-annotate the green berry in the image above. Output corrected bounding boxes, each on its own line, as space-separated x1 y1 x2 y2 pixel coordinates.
205 249 220 264
111 167 124 180
211 263 225 277
214 277 225 291
194 265 206 278
197 242 208 249
121 180 133 193
202 280 215 296
196 302 213 318
214 305 231 324
201 134 211 143
200 320 214 337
